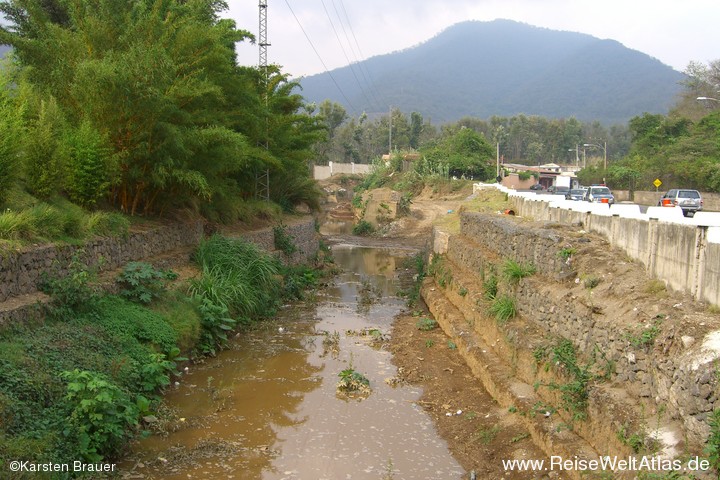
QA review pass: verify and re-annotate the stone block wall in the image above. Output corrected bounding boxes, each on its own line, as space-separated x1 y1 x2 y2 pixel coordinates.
0 221 204 302
238 218 320 266
0 217 320 327
450 212 718 446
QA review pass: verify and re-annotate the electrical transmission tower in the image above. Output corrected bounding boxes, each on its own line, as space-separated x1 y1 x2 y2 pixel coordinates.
256 0 270 201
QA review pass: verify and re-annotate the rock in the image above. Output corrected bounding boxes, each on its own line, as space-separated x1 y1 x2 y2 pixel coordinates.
681 335 695 349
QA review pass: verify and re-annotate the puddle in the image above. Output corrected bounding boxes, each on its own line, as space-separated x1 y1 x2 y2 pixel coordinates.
120 244 464 479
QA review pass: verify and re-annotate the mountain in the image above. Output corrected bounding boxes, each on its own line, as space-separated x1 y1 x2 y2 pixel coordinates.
296 20 686 124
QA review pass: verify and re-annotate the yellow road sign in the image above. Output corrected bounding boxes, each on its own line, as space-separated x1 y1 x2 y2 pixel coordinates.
653 178 662 188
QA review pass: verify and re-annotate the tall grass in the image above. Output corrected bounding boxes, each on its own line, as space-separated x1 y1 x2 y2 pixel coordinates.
0 202 129 242
190 235 281 322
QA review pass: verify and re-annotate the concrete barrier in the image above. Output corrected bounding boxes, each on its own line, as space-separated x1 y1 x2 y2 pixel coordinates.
508 189 720 307
693 212 720 227
609 203 642 218
647 205 685 221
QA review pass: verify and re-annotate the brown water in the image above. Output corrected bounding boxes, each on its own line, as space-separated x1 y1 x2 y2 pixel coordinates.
121 243 464 479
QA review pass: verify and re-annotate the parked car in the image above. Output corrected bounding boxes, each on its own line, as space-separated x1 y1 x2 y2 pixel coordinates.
658 189 703 216
566 188 586 201
529 183 544 191
584 185 615 205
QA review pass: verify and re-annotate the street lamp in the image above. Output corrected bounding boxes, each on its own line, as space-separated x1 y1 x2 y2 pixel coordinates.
568 145 579 166
583 141 607 170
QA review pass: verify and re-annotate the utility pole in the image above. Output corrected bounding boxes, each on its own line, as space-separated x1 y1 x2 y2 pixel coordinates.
388 106 392 154
256 1 270 201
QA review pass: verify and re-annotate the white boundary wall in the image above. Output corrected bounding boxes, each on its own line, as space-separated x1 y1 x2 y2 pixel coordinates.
314 162 372 180
474 183 720 307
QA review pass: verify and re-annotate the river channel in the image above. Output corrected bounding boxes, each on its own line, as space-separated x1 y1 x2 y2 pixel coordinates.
121 240 465 479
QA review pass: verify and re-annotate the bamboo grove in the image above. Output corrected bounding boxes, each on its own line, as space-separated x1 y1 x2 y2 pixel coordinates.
0 0 326 219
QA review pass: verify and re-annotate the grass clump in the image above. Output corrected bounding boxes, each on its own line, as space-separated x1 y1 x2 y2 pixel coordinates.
502 259 536 285
190 235 281 323
482 273 499 300
489 294 517 324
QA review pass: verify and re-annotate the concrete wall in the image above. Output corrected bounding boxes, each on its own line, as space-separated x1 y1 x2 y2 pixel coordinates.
314 162 372 180
507 192 720 307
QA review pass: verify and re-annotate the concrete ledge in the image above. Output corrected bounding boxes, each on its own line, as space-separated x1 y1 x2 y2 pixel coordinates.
588 203 612 216
609 203 642 218
709 227 720 244
647 205 685 221
693 212 720 227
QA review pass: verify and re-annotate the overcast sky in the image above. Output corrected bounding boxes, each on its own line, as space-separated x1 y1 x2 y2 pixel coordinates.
228 0 718 78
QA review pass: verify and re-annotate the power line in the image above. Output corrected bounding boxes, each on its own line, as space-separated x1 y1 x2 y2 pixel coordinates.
335 0 387 110
284 0 357 114
320 0 374 109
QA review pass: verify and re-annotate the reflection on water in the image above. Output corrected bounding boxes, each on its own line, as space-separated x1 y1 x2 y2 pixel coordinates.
121 244 464 479
319 219 354 236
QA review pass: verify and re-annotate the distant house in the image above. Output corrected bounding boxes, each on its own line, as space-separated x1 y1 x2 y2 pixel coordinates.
501 163 579 190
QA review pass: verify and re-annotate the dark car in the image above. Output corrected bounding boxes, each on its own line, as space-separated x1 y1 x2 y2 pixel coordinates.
658 189 703 216
555 186 570 196
584 185 615 205
530 183 544 191
566 188 585 201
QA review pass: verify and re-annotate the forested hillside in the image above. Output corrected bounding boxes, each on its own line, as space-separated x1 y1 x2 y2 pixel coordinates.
298 19 685 124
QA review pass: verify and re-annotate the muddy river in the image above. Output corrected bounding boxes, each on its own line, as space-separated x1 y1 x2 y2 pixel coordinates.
121 241 464 479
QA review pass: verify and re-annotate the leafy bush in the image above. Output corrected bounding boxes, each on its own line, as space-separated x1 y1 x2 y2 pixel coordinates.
705 409 720 474
416 317 438 331
39 252 99 316
60 370 139 462
281 264 320 300
117 262 177 304
352 220 374 236
197 298 236 356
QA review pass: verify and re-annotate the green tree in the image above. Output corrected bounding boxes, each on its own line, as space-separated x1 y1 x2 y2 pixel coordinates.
0 65 25 205
63 121 115 207
23 96 66 199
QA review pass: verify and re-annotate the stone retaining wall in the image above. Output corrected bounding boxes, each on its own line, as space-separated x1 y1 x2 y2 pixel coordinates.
0 217 320 327
442 212 719 448
0 221 205 302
